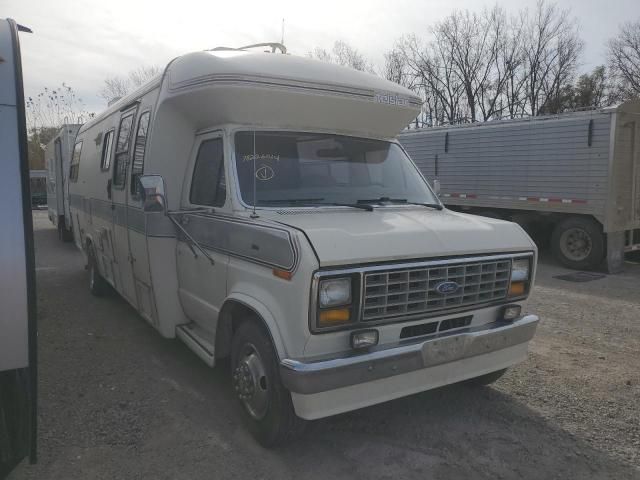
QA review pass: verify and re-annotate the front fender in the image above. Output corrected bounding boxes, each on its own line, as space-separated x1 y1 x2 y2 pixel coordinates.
223 291 288 359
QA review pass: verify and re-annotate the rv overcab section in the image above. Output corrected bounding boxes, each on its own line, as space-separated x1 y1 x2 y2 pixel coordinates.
69 46 539 446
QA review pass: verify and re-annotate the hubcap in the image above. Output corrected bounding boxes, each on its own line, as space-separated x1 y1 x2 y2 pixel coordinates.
559 227 593 262
233 343 269 420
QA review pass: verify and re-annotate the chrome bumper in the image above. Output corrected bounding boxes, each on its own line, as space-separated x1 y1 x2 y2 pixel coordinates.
281 314 539 395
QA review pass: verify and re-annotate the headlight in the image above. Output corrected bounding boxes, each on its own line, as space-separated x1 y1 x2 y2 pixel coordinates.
511 258 530 282
508 257 531 297
319 278 351 308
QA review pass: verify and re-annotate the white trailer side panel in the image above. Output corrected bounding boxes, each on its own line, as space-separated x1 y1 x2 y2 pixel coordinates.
400 111 613 225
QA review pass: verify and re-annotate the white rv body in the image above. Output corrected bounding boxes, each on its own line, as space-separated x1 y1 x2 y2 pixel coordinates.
69 47 539 437
45 124 81 239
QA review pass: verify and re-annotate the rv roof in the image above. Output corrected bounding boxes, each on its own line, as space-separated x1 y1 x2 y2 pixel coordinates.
80 49 421 136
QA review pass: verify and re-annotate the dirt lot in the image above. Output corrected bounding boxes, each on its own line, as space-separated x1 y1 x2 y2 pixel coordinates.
8 211 640 479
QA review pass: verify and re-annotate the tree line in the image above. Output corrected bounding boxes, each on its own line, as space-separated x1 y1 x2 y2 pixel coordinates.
312 2 640 128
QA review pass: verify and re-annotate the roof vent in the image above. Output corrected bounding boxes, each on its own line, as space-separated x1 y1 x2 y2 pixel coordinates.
208 42 287 54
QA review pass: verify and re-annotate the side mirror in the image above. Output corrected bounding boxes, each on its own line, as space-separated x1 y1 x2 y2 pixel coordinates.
432 179 441 196
138 174 167 213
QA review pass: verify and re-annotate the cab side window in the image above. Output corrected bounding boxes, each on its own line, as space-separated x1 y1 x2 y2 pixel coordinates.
190 138 226 207
131 111 151 195
100 130 114 171
113 112 135 188
69 141 83 182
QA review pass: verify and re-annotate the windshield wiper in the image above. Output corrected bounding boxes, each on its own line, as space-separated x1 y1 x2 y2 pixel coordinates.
322 202 374 211
259 198 325 205
356 197 443 210
258 198 373 211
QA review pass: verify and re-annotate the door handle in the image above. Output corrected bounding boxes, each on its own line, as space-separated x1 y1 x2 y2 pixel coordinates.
106 179 112 200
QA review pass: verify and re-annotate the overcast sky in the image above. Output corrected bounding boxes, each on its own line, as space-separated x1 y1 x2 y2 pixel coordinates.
3 0 639 115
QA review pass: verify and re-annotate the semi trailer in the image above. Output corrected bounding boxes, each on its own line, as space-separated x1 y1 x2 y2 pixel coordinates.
399 101 640 272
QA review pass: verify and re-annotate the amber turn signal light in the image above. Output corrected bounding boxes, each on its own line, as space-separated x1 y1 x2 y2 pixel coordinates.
318 308 351 327
508 281 525 297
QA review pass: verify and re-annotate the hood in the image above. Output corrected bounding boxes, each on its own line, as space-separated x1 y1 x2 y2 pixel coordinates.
265 207 535 267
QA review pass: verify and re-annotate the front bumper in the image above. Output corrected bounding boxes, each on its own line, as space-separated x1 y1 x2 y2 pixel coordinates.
281 314 539 395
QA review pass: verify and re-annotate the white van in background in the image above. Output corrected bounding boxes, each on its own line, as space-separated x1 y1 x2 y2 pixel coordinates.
69 44 539 446
45 124 81 241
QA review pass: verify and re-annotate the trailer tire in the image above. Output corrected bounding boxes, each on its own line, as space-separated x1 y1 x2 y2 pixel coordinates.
88 248 109 297
231 321 305 447
551 217 604 270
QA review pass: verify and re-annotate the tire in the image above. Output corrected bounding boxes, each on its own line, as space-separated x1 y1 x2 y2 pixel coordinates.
551 216 604 270
88 248 109 297
62 226 74 242
57 217 73 242
231 321 305 447
464 368 507 386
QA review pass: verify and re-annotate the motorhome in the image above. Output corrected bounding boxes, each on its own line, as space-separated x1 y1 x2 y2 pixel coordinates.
69 44 540 446
45 123 81 240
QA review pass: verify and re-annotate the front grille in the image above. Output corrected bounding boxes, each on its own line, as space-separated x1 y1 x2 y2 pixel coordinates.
362 258 511 321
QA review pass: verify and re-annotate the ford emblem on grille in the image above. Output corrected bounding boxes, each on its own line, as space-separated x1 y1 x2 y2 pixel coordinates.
435 281 460 295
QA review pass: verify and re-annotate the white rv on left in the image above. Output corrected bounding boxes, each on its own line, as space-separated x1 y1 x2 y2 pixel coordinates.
0 17 37 475
45 124 81 241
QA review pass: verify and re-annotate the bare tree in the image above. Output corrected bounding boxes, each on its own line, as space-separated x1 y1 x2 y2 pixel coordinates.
25 83 93 131
25 83 94 169
382 47 415 88
99 66 161 104
522 1 583 115
570 66 609 108
397 34 466 126
607 19 640 99
308 41 374 72
433 8 500 122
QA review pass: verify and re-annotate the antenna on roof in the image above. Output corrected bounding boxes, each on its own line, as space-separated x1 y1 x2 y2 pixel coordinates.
250 130 259 219
281 18 285 45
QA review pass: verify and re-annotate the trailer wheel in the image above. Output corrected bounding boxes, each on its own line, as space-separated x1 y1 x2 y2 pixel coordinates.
551 217 604 270
88 248 109 296
231 321 305 447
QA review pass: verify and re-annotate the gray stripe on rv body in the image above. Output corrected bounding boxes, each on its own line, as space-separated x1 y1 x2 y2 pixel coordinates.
70 194 298 270
180 213 298 272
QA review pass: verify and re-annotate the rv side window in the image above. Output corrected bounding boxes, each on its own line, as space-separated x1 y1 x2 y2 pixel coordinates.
100 130 114 171
69 141 83 182
131 111 151 195
113 113 135 188
189 138 226 207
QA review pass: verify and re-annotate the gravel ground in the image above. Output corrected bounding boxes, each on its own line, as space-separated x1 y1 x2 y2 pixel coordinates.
8 211 640 480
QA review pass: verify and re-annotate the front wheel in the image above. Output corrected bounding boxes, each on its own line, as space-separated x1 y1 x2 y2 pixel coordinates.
231 321 305 447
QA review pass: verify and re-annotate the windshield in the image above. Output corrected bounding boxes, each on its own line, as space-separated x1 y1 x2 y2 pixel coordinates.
234 131 439 208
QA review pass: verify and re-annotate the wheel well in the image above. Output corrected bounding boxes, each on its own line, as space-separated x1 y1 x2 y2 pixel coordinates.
215 300 271 359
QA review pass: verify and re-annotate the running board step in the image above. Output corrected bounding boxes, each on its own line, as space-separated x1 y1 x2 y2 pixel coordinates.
176 323 215 367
